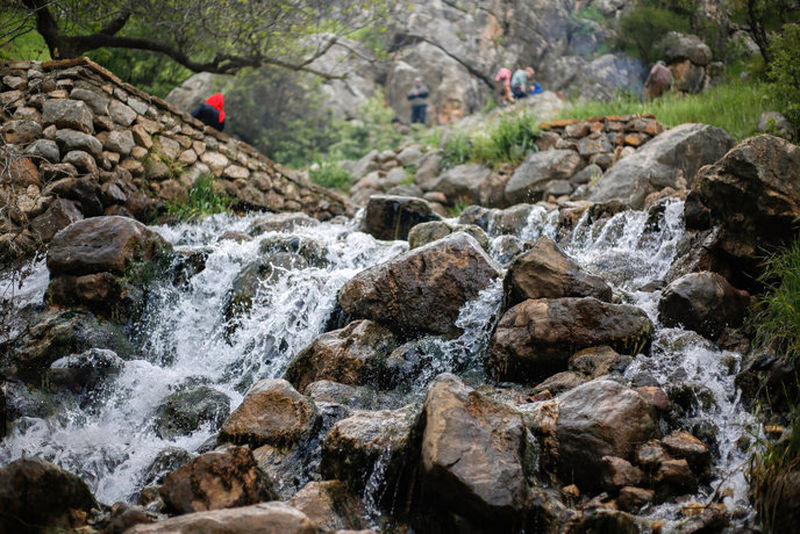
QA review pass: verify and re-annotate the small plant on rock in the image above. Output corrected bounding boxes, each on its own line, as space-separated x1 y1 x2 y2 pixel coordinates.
309 161 353 191
167 174 232 221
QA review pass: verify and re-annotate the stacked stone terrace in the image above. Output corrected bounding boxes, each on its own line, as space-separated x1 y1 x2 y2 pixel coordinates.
0 57 352 265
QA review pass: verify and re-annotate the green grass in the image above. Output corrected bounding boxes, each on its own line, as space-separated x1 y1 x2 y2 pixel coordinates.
309 161 353 191
440 114 540 170
555 80 780 141
751 237 800 362
0 15 51 61
167 175 232 221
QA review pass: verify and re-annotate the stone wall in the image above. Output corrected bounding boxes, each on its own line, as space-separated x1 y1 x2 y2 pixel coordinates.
0 57 352 267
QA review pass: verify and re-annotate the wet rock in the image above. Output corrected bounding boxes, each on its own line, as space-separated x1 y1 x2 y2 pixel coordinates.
46 347 124 394
321 403 420 494
654 458 697 498
223 253 308 321
43 176 104 216
339 232 501 336
141 447 195 487
102 502 156 534
0 457 97 532
258 235 328 267
284 320 400 393
568 346 629 379
219 379 319 449
504 237 612 306
588 124 735 209
47 216 171 276
685 135 800 287
126 502 316 533
504 150 584 204
600 456 644 491
488 298 653 382
42 98 94 133
636 440 669 471
159 445 277 514
617 486 654 513
155 386 231 440
408 220 489 250
658 272 750 340
360 195 440 241
3 380 57 421
414 374 530 531
304 380 379 411
556 380 657 491
4 309 134 383
287 480 365 531
661 431 710 475
530 371 586 396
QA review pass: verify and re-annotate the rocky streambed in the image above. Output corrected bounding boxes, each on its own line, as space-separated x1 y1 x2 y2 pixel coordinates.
0 189 765 533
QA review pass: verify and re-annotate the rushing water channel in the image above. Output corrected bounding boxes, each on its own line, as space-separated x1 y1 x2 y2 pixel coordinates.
0 199 758 528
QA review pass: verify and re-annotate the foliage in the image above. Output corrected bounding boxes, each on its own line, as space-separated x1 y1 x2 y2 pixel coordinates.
575 6 606 24
751 237 800 362
309 161 353 191
556 80 779 141
0 13 50 60
729 0 800 64
86 48 191 99
167 175 231 221
4 0 389 77
617 5 691 65
440 132 472 170
472 114 540 167
767 23 800 128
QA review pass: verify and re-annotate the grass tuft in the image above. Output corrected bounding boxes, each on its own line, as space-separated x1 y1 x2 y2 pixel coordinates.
309 161 353 191
167 175 232 221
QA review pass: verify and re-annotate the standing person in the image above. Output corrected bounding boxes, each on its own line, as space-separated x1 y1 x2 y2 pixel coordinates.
644 61 673 100
191 93 226 131
408 77 429 125
495 67 514 103
511 66 535 99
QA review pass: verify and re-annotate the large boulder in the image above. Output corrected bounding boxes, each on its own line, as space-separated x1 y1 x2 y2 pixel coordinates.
658 272 750 340
427 163 492 204
284 320 401 392
660 32 713 66
504 237 612 306
47 216 171 276
159 445 277 515
321 404 420 496
338 232 502 336
0 457 97 532
556 380 658 491
504 149 584 205
41 98 94 134
684 135 800 285
414 374 530 531
587 124 735 208
488 297 653 382
360 195 440 241
155 386 231 440
219 379 319 449
126 502 316 534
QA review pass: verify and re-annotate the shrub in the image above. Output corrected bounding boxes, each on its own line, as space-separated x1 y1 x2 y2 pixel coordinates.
167 175 231 221
440 133 473 169
309 161 353 191
472 114 540 167
617 5 691 65
768 23 800 128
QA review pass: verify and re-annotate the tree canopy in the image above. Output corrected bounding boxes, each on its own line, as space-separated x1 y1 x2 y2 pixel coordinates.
2 0 388 78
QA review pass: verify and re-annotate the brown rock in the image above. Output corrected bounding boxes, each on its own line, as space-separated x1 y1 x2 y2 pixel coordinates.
504 237 612 306
127 502 315 534
8 156 42 187
654 458 697 497
361 195 439 241
660 431 710 473
617 486 654 512
219 379 319 449
556 380 657 491
30 198 83 242
568 346 626 379
338 232 501 336
601 456 644 490
284 320 400 392
159 445 276 515
636 440 669 470
488 298 653 382
287 480 364 531
531 371 586 396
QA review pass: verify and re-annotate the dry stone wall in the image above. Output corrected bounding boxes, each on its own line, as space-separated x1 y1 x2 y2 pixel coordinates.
0 57 352 267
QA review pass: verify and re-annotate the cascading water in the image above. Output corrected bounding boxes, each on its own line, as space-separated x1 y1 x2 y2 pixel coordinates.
0 199 760 529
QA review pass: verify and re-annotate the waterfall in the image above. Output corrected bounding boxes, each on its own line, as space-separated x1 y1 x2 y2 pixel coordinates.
0 200 760 527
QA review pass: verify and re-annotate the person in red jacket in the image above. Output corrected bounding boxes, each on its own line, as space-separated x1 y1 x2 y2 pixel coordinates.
191 93 226 131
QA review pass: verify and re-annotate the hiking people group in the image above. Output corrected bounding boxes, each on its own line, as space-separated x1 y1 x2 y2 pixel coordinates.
191 92 226 131
495 65 543 103
407 77 429 125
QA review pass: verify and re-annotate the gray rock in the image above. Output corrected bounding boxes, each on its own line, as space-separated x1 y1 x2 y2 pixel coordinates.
588 123 735 208
504 150 584 204
42 99 94 134
408 220 489 250
24 139 60 163
360 195 440 241
415 150 443 190
55 129 103 159
70 87 109 115
109 100 137 126
47 348 124 394
105 130 135 156
62 150 98 175
570 163 602 185
155 136 181 161
661 32 713 66
429 163 492 204
166 72 217 111
155 386 231 440
757 111 795 140
351 149 378 179
397 145 424 167
1 119 42 144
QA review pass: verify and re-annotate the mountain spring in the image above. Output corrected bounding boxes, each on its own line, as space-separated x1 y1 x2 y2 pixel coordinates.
0 198 760 530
